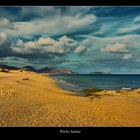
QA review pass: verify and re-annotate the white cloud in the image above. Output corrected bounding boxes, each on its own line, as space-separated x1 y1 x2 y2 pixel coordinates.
11 14 96 37
20 6 93 19
81 34 140 48
37 37 57 46
11 35 81 55
13 21 37 36
118 24 140 33
117 16 140 33
101 42 129 53
122 54 132 60
0 18 10 28
0 8 97 42
66 14 96 28
24 41 37 48
20 6 61 18
94 25 109 35
63 6 92 15
58 35 75 45
74 45 86 53
0 32 7 45
133 15 140 23
16 39 24 46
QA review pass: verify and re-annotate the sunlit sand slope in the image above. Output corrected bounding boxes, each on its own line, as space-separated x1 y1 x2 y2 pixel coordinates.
0 71 140 126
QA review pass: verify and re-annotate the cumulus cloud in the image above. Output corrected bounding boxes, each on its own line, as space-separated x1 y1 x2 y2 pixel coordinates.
101 42 129 53
0 32 7 45
74 45 87 54
37 37 57 46
0 18 9 28
11 35 82 55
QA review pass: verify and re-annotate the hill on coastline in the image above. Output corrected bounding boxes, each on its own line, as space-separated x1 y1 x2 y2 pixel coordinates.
21 66 38 72
0 65 19 70
0 64 77 74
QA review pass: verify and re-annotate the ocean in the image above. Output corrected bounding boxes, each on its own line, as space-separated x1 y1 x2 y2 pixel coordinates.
50 74 140 91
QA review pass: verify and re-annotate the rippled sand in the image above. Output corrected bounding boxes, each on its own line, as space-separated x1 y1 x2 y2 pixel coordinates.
0 70 140 126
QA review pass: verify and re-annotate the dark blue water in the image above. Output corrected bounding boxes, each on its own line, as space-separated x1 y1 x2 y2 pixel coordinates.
50 74 140 91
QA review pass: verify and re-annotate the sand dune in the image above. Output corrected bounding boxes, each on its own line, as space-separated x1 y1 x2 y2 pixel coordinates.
0 70 140 126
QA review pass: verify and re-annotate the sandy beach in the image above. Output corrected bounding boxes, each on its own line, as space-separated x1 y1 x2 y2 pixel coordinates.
0 70 140 126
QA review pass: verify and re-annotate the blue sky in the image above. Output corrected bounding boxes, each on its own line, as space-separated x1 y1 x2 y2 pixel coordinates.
1 6 140 74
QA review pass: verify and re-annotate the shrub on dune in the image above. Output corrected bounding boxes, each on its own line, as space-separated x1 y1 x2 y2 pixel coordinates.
0 68 10 73
22 78 29 80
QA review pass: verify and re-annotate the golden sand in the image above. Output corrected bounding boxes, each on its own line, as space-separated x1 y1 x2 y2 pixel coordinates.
0 70 140 126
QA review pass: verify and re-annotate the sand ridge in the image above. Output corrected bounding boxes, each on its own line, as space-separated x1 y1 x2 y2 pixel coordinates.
0 70 140 126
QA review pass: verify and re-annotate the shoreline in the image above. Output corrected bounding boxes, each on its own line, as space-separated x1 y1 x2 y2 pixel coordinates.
49 73 140 93
0 70 140 126
48 74 139 97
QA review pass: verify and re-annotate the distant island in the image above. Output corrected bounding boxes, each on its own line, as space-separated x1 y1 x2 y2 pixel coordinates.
0 64 77 74
90 71 111 75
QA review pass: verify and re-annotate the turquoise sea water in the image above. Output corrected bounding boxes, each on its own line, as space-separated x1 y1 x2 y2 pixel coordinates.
50 74 140 91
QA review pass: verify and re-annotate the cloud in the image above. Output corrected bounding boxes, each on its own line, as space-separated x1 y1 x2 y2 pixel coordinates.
74 45 87 54
0 32 7 45
133 15 140 23
0 18 10 28
117 16 140 34
20 6 61 19
66 14 96 28
122 54 132 60
0 56 29 66
20 6 89 19
118 24 140 34
93 24 110 35
1 6 140 74
80 34 140 48
37 37 57 46
0 7 97 40
9 13 96 38
101 42 129 53
11 35 81 56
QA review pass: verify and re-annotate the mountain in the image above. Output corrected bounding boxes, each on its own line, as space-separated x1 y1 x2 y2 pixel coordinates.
0 65 19 70
38 67 77 74
0 65 38 72
38 66 54 73
21 66 37 72
44 69 77 74
0 64 77 74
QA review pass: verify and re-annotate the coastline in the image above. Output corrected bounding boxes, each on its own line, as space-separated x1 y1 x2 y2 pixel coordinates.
0 70 140 126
